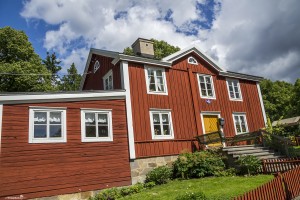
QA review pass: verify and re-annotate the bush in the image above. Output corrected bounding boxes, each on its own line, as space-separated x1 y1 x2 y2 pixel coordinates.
90 188 121 200
145 165 173 185
172 151 225 179
143 181 156 188
120 183 144 196
175 191 208 200
236 155 261 176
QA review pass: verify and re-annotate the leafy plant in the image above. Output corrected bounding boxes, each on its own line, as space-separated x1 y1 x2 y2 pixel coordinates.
175 191 208 200
236 155 261 176
145 165 173 185
120 183 144 196
172 151 226 179
90 188 121 200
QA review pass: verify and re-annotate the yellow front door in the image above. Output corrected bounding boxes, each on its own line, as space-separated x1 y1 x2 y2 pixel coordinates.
203 115 222 147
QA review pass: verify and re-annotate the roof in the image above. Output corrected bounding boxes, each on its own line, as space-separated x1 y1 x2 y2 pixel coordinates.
272 116 300 127
0 90 126 104
80 44 264 90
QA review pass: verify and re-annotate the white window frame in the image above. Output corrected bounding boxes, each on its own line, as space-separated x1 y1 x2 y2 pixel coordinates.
149 109 174 140
197 74 216 99
232 113 249 135
94 60 100 73
226 78 243 101
81 109 113 142
103 69 113 90
144 66 168 95
188 56 198 65
29 107 67 143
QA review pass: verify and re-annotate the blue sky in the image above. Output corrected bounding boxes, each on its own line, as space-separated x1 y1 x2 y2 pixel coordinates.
0 0 299 82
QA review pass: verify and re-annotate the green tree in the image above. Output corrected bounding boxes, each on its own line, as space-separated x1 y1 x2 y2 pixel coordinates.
0 26 53 92
123 39 180 60
260 79 294 121
42 52 62 85
292 78 300 116
60 63 82 91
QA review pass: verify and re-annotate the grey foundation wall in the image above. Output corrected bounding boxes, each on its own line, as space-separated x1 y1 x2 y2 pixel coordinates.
130 155 178 184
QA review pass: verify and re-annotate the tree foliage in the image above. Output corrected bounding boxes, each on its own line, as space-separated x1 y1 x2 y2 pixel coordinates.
42 52 62 85
260 79 298 121
60 63 82 91
123 38 180 59
0 26 53 92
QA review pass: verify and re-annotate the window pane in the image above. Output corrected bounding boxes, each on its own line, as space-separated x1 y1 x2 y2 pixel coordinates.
50 112 61 124
162 125 170 135
200 83 206 90
86 126 96 137
85 113 95 125
148 69 154 76
98 126 109 137
157 77 164 91
202 89 207 96
50 125 62 137
205 77 211 84
234 116 239 123
235 92 240 99
161 114 169 124
34 112 47 124
241 124 247 132
34 125 47 138
236 124 241 133
149 83 156 91
154 125 161 135
153 114 160 123
156 70 162 77
98 114 108 125
207 89 213 96
199 76 204 83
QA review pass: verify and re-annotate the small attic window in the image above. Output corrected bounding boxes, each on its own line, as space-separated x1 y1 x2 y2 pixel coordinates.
188 57 198 65
94 60 100 73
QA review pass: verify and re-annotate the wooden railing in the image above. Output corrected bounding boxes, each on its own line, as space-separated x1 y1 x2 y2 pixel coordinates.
234 166 300 200
262 157 300 174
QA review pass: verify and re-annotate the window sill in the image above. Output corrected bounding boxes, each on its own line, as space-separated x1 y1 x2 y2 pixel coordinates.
81 138 113 142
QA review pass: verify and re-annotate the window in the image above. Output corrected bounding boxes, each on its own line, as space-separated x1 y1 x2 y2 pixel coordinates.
188 56 198 65
29 108 67 143
103 70 113 90
94 60 100 73
226 79 242 100
150 110 174 139
197 74 216 99
81 110 113 142
145 66 168 94
233 113 248 134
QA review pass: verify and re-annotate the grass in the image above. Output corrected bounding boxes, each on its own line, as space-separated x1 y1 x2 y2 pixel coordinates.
120 175 273 200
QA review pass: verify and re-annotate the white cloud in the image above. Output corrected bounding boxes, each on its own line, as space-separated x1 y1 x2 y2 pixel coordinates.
20 0 300 82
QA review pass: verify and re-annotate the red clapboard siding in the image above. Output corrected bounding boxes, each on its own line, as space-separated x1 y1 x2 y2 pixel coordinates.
129 53 265 158
83 54 122 90
0 99 131 199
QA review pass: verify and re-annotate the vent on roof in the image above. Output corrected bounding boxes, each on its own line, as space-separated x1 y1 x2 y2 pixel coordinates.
131 38 154 59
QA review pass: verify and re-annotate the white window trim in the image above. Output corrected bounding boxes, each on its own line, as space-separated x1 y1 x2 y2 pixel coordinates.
94 60 100 73
29 108 67 143
81 109 113 142
188 56 198 65
232 112 249 135
197 74 216 99
103 69 113 90
149 110 174 140
144 66 168 95
226 78 243 101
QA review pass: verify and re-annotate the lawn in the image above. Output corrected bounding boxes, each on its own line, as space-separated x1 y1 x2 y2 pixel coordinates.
120 175 274 200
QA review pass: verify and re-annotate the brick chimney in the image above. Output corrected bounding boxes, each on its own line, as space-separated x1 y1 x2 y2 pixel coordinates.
131 38 154 58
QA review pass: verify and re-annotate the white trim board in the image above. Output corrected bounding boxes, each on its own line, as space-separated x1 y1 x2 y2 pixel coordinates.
257 83 267 126
0 91 126 104
121 61 136 159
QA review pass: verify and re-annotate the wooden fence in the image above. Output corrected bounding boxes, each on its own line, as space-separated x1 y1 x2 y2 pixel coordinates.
234 166 300 200
262 157 300 174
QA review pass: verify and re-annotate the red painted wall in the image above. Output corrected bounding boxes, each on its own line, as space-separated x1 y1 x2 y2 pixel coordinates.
129 53 265 158
82 54 122 90
0 99 131 199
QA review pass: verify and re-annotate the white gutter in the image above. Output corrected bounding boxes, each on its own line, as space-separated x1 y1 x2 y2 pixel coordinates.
257 83 267 126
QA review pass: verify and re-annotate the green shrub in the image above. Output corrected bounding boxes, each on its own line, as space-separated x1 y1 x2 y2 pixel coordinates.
213 168 236 177
120 183 144 196
236 155 262 176
91 188 121 200
175 191 208 200
172 151 225 179
145 165 173 185
143 181 156 188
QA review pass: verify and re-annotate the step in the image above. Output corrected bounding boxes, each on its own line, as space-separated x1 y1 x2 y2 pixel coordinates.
224 147 268 152
222 145 263 151
232 151 276 158
227 149 273 155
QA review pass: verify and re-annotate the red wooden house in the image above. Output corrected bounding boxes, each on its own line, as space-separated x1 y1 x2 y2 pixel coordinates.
0 38 266 199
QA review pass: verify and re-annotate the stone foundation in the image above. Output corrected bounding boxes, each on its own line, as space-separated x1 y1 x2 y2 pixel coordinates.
130 155 178 184
30 190 98 200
